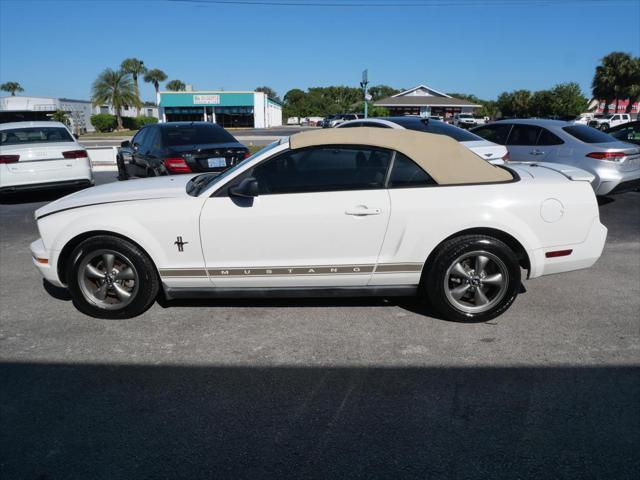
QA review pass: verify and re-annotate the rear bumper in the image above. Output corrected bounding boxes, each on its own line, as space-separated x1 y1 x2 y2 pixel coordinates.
593 166 640 196
0 178 92 194
530 218 607 278
609 177 640 194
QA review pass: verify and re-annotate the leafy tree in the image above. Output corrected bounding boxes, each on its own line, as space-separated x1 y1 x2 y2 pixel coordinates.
497 90 531 118
625 57 640 113
368 85 400 101
51 110 69 125
91 68 140 130
143 68 167 105
0 81 24 96
592 52 638 113
166 79 186 91
256 86 280 102
120 58 146 112
550 82 587 117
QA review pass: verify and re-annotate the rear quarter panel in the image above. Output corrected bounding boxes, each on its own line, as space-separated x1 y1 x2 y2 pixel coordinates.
376 178 598 284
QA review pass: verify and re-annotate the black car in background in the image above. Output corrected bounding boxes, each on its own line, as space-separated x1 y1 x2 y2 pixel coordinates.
117 122 249 180
605 120 640 146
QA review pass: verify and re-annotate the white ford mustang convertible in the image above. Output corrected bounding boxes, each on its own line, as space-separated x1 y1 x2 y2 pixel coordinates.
31 128 607 322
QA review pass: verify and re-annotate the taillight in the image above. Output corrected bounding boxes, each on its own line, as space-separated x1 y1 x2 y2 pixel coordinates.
0 155 20 164
243 150 251 159
586 151 625 161
501 151 510 162
163 157 192 173
62 150 88 159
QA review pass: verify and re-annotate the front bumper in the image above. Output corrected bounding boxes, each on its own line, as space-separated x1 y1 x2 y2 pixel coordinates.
30 238 64 287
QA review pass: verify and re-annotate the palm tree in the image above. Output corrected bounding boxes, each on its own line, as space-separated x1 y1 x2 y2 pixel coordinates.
592 52 637 113
51 110 69 125
144 69 167 105
120 58 146 115
0 81 24 96
91 68 140 130
166 79 186 91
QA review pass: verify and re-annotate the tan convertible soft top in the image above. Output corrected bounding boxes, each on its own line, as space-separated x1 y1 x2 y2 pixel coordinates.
289 127 513 185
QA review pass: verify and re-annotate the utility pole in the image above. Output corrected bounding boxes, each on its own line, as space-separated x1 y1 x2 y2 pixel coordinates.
360 69 370 118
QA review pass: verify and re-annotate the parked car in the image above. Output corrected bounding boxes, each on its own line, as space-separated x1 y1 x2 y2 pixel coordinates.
117 122 249 180
453 113 486 128
605 120 640 146
0 121 93 194
571 113 595 125
337 116 509 164
471 119 640 195
328 113 362 128
588 113 631 130
32 128 606 322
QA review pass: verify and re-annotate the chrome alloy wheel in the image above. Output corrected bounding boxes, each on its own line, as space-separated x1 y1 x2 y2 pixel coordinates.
77 250 139 310
444 250 508 314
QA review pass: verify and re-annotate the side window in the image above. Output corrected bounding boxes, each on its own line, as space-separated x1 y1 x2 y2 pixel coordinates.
340 122 363 128
612 115 620 120
507 125 542 146
388 152 435 188
472 124 512 145
252 146 392 195
537 128 564 146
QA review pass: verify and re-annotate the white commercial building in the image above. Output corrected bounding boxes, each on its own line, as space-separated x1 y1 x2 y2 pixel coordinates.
158 90 282 128
0 95 94 133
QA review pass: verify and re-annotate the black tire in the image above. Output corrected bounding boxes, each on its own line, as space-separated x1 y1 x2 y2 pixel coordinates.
424 235 521 322
66 235 159 319
116 154 129 181
600 123 610 131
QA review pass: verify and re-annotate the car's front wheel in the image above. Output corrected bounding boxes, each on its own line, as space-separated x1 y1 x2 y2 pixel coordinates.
424 235 521 322
66 235 159 319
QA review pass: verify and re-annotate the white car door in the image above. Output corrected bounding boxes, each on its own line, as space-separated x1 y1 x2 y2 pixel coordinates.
199 145 392 288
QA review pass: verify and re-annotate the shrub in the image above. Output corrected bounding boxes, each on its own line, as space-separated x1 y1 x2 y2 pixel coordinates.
91 114 116 132
121 116 138 130
136 116 158 128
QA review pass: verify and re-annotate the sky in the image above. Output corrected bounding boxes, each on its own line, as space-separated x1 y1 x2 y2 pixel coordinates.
0 0 639 103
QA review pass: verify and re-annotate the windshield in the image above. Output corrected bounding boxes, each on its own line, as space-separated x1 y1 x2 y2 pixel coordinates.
187 140 283 196
162 124 236 146
1 126 73 145
563 125 618 144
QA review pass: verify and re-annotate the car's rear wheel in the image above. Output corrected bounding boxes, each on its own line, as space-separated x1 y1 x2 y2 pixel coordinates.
424 235 521 322
600 123 610 131
66 235 159 319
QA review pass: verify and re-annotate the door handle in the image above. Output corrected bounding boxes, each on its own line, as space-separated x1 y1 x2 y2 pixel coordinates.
345 205 381 216
530 149 545 156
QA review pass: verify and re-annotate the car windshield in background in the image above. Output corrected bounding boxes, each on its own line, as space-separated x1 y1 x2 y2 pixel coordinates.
392 118 482 142
0 127 73 145
563 125 617 144
161 124 236 146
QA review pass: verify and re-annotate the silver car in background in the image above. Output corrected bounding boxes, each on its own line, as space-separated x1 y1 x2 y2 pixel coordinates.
471 119 640 195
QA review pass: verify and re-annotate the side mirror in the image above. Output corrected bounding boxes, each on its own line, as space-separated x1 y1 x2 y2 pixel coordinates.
229 177 259 198
121 140 131 148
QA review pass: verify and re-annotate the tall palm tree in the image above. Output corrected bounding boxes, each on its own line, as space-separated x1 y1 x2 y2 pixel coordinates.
144 69 167 105
0 81 24 96
165 79 186 91
120 58 146 115
91 68 140 130
592 52 636 113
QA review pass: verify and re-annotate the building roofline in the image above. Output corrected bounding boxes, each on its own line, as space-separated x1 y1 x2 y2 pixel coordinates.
392 84 452 98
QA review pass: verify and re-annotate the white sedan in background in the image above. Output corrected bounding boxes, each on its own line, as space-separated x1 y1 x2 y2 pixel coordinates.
337 116 509 164
31 128 606 322
0 121 93 194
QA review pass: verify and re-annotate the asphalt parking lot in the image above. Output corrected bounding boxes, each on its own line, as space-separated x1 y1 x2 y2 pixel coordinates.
1 173 639 479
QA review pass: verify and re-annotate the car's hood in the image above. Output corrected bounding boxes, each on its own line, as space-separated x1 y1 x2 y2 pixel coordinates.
36 174 195 219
